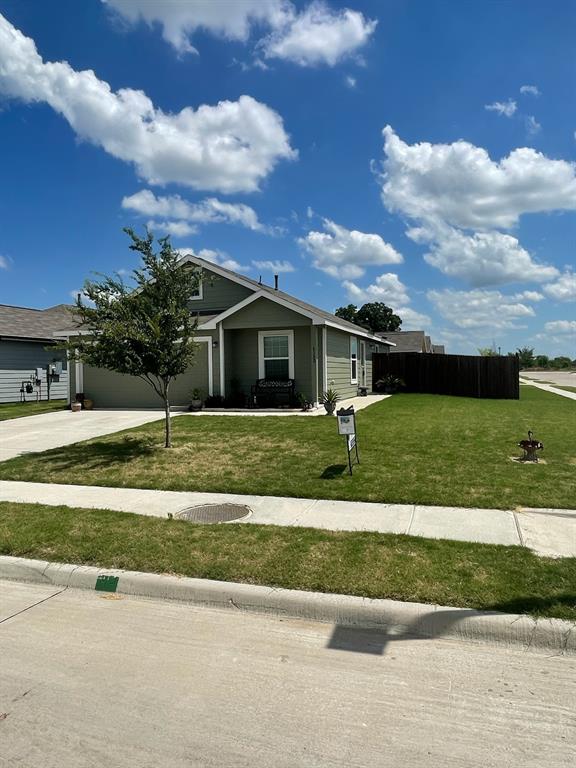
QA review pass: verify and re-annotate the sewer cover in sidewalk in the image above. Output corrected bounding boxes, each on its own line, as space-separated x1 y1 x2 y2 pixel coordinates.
176 503 251 524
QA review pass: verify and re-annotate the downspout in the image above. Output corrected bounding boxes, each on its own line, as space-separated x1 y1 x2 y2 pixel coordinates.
218 322 225 398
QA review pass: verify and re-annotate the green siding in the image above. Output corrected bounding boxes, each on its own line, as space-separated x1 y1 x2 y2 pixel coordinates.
82 343 210 408
222 296 311 329
326 328 358 399
188 269 254 313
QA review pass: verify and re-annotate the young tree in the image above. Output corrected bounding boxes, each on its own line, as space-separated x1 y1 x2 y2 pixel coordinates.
356 302 402 333
67 229 201 448
335 304 359 324
516 347 535 368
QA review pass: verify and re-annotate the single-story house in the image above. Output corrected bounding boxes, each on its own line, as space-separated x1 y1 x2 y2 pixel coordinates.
58 255 394 409
0 304 72 403
378 330 446 354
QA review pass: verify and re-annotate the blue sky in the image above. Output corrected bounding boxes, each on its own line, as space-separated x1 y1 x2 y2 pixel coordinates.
0 0 574 355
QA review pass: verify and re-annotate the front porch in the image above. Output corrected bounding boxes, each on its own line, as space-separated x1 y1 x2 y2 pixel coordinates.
185 393 391 416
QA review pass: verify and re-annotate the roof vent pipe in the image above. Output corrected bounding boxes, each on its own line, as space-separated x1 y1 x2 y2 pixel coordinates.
274 274 279 291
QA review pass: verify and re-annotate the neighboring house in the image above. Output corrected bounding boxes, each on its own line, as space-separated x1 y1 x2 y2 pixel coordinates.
378 330 445 354
58 255 393 409
0 304 72 403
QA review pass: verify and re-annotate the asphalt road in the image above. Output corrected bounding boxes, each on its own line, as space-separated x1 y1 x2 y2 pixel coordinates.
1 581 574 767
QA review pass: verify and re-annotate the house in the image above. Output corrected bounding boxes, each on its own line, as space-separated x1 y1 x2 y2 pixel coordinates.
377 330 446 355
58 254 393 409
0 304 72 403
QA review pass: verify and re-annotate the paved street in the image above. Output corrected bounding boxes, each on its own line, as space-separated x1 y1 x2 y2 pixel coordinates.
1 580 574 767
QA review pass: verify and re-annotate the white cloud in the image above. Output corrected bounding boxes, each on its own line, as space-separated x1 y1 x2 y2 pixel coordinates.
515 290 544 301
428 288 536 330
543 269 576 302
122 189 266 231
380 126 576 230
103 0 289 54
343 273 431 329
177 247 250 273
410 224 559 287
252 259 295 273
104 1 376 67
520 85 540 96
544 320 576 333
485 99 517 117
261 2 377 66
148 220 198 238
0 15 295 193
0 255 8 269
526 115 541 136
345 75 357 89
299 218 403 279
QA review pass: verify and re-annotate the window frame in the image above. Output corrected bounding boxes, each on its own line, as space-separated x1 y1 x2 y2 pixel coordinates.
258 330 295 380
350 336 358 384
189 280 204 301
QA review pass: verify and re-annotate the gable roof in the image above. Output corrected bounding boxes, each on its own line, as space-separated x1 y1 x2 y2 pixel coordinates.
180 254 394 344
377 330 429 353
0 304 74 342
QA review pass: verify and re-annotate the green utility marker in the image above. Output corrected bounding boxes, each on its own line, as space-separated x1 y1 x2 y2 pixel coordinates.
95 574 119 593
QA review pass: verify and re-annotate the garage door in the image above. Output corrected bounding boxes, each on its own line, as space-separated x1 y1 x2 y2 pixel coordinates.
82 342 210 408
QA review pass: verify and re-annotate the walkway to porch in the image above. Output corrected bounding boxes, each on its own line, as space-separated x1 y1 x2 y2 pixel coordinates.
183 393 391 417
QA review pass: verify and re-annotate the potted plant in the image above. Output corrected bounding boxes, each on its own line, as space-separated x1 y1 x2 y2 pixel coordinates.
375 375 404 394
321 388 340 415
189 388 204 411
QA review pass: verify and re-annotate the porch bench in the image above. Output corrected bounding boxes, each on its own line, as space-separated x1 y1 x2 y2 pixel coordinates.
251 378 296 408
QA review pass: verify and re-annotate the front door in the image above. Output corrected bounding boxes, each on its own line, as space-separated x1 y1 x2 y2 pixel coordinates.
359 341 366 388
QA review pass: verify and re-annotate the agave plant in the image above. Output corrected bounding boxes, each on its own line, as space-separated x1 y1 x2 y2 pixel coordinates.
321 388 340 415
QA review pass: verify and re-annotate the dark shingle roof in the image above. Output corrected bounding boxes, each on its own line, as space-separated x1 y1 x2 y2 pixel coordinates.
377 330 428 353
0 304 74 341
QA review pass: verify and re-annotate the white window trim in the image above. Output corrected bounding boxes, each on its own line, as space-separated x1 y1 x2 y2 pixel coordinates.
189 280 203 301
350 336 358 385
258 330 294 380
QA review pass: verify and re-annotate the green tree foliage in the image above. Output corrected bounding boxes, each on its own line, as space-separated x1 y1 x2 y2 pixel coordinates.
478 347 499 356
516 347 535 368
66 229 201 447
335 302 402 333
334 304 359 324
535 355 549 368
550 356 573 369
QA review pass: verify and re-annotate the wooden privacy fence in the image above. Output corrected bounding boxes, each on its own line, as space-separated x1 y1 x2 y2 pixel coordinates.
373 353 520 399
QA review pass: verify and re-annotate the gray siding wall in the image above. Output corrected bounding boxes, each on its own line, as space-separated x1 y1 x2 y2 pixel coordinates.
188 269 254 313
0 340 68 403
225 326 313 400
81 343 210 408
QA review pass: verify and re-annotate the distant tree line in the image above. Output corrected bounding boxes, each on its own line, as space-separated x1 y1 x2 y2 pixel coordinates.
478 346 575 369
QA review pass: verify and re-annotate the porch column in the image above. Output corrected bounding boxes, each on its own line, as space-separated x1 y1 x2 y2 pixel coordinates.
218 322 225 398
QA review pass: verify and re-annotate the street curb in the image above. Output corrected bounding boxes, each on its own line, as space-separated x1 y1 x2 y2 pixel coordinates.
1 555 574 654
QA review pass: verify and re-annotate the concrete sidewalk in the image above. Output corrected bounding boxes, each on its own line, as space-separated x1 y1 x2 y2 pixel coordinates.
520 377 576 401
1 480 574 558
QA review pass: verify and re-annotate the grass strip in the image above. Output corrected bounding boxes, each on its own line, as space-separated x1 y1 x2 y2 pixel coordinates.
0 401 67 421
1 502 574 621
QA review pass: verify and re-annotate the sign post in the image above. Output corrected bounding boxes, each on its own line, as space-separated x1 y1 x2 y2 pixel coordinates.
336 406 360 474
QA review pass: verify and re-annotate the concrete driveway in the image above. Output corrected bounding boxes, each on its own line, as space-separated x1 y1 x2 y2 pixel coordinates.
0 409 171 462
520 369 576 387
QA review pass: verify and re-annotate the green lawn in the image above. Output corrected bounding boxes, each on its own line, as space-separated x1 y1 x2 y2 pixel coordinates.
0 400 67 421
1 502 574 621
556 386 576 394
0 388 573 509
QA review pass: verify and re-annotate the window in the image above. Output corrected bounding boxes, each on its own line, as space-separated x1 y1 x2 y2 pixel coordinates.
350 337 358 384
258 330 294 380
190 281 203 301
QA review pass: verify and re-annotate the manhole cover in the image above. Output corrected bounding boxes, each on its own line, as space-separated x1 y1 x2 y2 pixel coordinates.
176 503 251 524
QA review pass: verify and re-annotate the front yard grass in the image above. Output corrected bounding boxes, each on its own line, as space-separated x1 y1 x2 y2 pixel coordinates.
0 400 67 421
1 502 574 621
0 387 573 509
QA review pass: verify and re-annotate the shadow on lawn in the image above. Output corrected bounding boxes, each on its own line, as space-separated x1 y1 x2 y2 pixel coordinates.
14 436 157 473
320 464 347 480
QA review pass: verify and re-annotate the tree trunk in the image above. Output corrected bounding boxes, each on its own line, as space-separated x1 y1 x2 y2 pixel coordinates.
163 381 172 448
